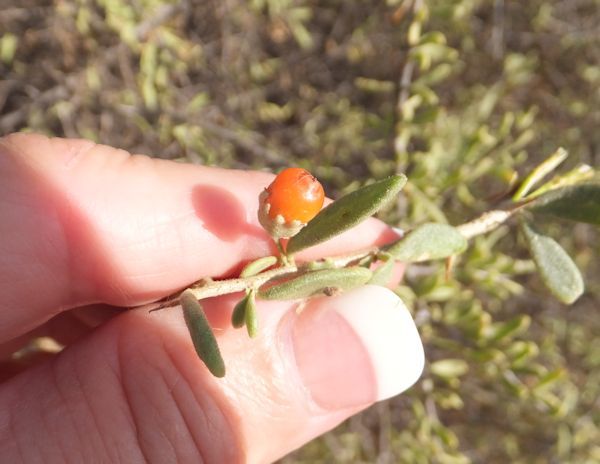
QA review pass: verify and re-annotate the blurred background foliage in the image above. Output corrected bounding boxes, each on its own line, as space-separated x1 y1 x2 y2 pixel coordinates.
1 0 599 462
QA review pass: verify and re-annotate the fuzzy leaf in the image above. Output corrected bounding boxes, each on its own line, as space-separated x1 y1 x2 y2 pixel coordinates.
385 223 467 262
526 164 594 200
181 290 226 378
245 291 259 338
527 182 600 225
258 267 373 300
240 256 278 278
512 147 568 201
521 222 584 304
231 293 249 328
287 175 407 254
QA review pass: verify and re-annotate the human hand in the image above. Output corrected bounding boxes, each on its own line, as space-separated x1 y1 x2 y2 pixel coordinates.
0 133 424 463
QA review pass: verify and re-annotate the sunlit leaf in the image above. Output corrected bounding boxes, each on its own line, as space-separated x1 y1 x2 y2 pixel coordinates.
484 315 531 343
527 182 600 225
287 175 407 254
430 359 469 378
521 221 584 304
240 256 278 277
513 147 568 200
507 341 539 367
258 267 372 300
385 223 467 262
181 290 226 378
526 164 594 199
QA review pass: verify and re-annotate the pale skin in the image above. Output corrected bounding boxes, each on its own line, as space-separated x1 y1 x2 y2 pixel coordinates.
0 133 418 463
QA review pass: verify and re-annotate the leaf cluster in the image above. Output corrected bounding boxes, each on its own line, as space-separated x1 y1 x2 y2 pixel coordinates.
179 162 599 383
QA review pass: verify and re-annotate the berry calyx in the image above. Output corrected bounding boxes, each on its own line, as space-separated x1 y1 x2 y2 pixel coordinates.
258 167 325 239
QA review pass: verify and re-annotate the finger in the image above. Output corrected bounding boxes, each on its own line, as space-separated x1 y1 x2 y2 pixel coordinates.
0 285 424 463
0 134 398 342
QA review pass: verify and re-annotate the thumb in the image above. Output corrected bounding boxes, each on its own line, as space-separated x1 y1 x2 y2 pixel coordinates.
0 285 424 463
192 285 424 462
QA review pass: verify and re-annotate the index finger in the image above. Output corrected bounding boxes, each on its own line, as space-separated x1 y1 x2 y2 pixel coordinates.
0 134 398 342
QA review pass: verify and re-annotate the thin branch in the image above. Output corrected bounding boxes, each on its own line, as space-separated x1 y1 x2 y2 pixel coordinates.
141 247 378 311
140 203 525 312
456 208 516 240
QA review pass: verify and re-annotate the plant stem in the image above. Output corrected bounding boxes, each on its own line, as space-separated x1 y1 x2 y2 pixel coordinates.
144 247 378 311
456 208 517 240
142 206 521 312
276 239 290 265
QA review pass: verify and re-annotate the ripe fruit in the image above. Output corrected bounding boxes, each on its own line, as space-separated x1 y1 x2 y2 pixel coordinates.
258 167 325 239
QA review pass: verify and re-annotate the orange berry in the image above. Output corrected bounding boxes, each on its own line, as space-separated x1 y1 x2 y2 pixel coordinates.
258 168 325 238
266 168 324 223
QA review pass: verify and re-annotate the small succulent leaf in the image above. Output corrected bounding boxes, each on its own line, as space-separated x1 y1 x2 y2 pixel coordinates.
181 290 226 378
526 164 594 200
240 256 278 278
430 359 469 378
527 182 600 225
512 147 568 201
368 254 395 286
245 291 259 338
258 267 373 300
484 315 531 343
231 293 249 328
520 221 584 304
287 175 407 254
508 341 539 367
385 223 467 262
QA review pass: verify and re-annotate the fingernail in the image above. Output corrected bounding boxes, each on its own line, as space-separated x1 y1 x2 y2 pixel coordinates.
291 285 424 410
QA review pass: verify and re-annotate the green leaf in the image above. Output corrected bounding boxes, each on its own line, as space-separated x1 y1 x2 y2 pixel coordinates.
258 267 373 300
240 256 278 278
520 221 584 304
231 291 259 337
507 341 539 367
181 290 226 378
385 223 467 262
231 293 249 328
430 359 469 378
485 315 531 343
245 291 259 338
525 164 594 200
287 175 407 254
527 182 600 225
513 147 568 201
